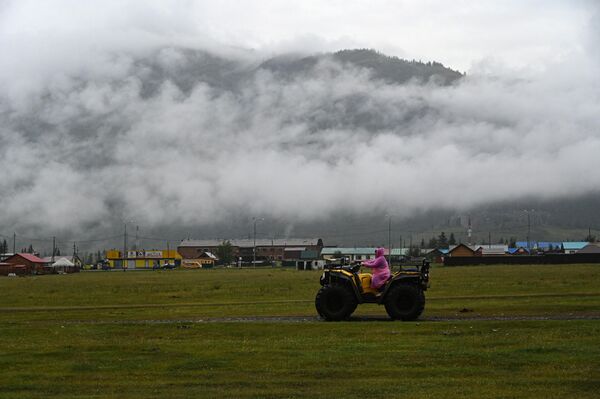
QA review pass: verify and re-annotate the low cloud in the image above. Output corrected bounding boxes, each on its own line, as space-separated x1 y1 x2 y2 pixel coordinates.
0 1 599 242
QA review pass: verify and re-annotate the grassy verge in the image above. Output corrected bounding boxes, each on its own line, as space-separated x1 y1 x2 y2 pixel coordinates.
0 320 599 398
1 264 599 398
1 265 599 322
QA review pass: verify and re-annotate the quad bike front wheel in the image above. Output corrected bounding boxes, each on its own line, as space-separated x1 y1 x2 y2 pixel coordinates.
384 284 425 321
315 284 357 321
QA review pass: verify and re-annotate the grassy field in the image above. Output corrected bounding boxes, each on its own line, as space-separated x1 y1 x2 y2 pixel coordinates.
1 265 599 398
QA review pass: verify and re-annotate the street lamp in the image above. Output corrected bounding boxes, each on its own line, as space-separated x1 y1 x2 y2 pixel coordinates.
253 217 264 268
523 209 534 252
385 214 393 267
118 217 135 270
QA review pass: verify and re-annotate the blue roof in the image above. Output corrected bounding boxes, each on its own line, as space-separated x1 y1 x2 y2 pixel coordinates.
508 247 530 254
562 242 589 250
515 241 561 250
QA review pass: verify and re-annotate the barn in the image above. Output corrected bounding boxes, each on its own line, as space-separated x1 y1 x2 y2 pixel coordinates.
2 253 47 274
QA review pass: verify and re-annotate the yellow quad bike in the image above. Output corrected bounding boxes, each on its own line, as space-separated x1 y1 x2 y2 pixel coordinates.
315 258 430 321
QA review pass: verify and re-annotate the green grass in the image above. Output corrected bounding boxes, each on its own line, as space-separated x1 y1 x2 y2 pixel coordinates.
0 321 598 398
1 265 599 398
1 264 599 321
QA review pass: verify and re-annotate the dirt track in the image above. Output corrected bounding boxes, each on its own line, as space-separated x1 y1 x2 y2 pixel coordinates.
58 313 600 325
2 292 599 313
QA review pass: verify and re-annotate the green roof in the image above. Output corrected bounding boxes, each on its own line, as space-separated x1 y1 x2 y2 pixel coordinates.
562 242 589 250
300 250 319 259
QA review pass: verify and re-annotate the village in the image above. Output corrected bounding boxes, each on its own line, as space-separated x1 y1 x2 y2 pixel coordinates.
1 235 599 276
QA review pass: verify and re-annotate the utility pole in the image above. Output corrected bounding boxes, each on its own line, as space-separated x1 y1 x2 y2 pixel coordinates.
167 240 170 266
52 236 56 263
123 224 127 270
13 232 16 254
527 212 531 251
488 232 491 248
253 217 264 268
388 215 392 267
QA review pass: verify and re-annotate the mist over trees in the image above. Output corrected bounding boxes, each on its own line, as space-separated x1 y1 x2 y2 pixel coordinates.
1 42 599 249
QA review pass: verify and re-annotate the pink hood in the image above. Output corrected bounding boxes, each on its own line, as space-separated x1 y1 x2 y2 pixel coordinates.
361 247 391 289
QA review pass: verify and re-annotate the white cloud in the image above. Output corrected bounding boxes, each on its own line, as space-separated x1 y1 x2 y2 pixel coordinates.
0 1 598 240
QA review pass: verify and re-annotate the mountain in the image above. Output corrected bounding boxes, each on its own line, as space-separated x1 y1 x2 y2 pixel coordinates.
2 46 598 252
259 49 463 85
135 47 463 96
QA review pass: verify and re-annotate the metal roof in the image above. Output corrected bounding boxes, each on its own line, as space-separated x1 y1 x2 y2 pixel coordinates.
320 247 384 256
473 244 508 251
508 247 530 254
481 248 508 255
11 253 46 263
562 241 589 250
300 250 319 259
179 238 321 247
515 241 562 249
577 244 600 254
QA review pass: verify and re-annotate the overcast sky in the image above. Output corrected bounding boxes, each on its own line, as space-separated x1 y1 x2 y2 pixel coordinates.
0 0 593 71
0 1 599 244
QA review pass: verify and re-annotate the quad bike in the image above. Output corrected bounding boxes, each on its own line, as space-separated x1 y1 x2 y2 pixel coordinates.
315 258 430 321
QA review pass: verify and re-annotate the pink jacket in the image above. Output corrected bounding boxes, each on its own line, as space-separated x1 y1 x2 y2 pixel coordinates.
362 247 391 289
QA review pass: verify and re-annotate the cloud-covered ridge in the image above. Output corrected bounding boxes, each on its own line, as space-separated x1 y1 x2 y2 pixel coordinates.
1 44 599 239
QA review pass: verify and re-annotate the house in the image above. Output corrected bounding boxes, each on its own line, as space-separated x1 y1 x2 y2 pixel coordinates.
178 238 323 262
185 251 218 268
562 242 589 254
576 244 600 254
2 253 48 274
390 248 409 262
0 262 29 276
473 244 508 256
105 249 182 269
422 248 444 263
0 253 15 262
447 244 476 257
515 241 562 252
508 247 531 255
320 247 386 261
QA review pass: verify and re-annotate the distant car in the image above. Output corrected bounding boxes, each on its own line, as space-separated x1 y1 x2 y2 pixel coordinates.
161 262 176 270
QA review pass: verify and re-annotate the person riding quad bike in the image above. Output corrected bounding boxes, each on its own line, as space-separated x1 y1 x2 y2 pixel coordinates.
361 247 390 292
315 250 430 321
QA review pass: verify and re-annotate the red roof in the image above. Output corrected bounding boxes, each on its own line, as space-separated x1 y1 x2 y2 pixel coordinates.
15 253 46 263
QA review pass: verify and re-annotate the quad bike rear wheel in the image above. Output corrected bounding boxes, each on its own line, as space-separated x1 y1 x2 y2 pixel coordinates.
384 284 425 321
315 284 357 321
